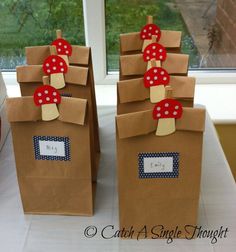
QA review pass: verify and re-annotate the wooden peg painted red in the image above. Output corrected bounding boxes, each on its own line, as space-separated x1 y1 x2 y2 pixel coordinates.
143 42 167 70
144 67 170 103
34 85 61 121
43 55 68 89
140 15 161 52
153 99 183 136
51 30 72 66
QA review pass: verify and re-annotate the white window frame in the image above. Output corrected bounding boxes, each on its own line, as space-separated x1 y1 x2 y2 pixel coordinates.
83 0 236 85
2 0 236 86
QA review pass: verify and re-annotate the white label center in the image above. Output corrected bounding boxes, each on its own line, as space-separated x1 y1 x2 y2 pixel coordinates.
143 157 173 173
39 140 66 157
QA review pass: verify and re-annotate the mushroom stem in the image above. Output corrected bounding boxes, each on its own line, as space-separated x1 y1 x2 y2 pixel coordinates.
150 85 165 103
156 118 176 136
58 54 69 67
50 45 57 55
41 103 60 121
147 59 161 70
50 73 66 89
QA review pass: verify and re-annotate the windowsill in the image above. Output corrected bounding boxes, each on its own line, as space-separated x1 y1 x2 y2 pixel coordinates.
3 72 236 124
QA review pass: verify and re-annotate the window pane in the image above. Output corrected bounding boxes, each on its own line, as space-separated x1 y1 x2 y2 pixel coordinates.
0 0 85 70
106 0 236 71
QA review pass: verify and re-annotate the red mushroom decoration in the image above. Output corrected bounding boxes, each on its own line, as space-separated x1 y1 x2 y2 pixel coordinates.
34 85 61 121
140 15 161 52
143 42 167 70
153 98 183 136
51 30 72 66
144 67 170 103
43 55 68 89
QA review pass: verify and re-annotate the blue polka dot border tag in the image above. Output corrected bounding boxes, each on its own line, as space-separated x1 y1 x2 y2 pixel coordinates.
60 93 72 97
33 136 71 161
138 152 179 179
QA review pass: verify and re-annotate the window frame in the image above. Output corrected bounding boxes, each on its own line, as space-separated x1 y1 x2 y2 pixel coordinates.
1 0 236 85
83 0 236 85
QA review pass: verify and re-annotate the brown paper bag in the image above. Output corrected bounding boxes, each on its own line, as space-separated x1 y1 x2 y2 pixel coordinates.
116 107 206 238
25 45 100 154
120 53 189 79
117 76 195 114
120 30 182 55
16 65 99 181
6 96 95 216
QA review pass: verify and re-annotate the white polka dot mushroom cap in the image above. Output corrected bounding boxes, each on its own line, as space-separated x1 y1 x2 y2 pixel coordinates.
144 67 170 88
143 42 167 62
153 98 183 120
43 55 68 75
51 38 72 56
140 24 161 40
33 85 61 106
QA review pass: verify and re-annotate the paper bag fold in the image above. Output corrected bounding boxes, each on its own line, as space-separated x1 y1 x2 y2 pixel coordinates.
116 108 206 139
120 30 181 54
6 97 87 126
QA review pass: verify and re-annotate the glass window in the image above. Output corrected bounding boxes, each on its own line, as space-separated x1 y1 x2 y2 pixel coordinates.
105 0 236 71
0 0 85 70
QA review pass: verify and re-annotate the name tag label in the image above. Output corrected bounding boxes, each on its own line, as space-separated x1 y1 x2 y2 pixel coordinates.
138 152 179 179
39 140 66 157
33 136 70 161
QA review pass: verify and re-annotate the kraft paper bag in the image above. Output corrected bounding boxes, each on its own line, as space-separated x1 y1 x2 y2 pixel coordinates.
117 76 195 114
120 30 182 55
120 53 189 79
16 65 99 181
25 45 100 154
6 96 96 216
116 107 206 238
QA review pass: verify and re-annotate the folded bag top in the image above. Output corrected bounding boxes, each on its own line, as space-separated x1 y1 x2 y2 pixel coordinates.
120 53 189 77
120 30 182 54
25 45 90 66
118 75 195 104
16 65 88 86
6 96 87 126
116 107 206 139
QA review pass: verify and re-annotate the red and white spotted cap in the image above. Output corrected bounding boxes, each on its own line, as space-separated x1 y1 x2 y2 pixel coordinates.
34 85 61 106
153 99 183 120
143 42 167 62
144 67 170 88
51 38 72 56
140 24 161 41
43 55 68 75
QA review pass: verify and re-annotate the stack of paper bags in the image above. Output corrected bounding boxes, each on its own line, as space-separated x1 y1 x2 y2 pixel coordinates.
116 16 206 239
6 31 100 216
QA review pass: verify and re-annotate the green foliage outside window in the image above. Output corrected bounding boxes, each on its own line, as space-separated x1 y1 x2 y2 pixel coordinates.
0 0 84 69
0 0 200 70
106 0 200 70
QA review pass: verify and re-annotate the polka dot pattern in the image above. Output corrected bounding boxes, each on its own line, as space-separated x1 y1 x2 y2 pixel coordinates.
33 136 70 161
51 38 72 56
60 93 72 97
33 85 61 106
143 43 167 62
140 24 161 40
43 55 68 75
144 67 170 88
153 98 183 119
138 152 179 179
